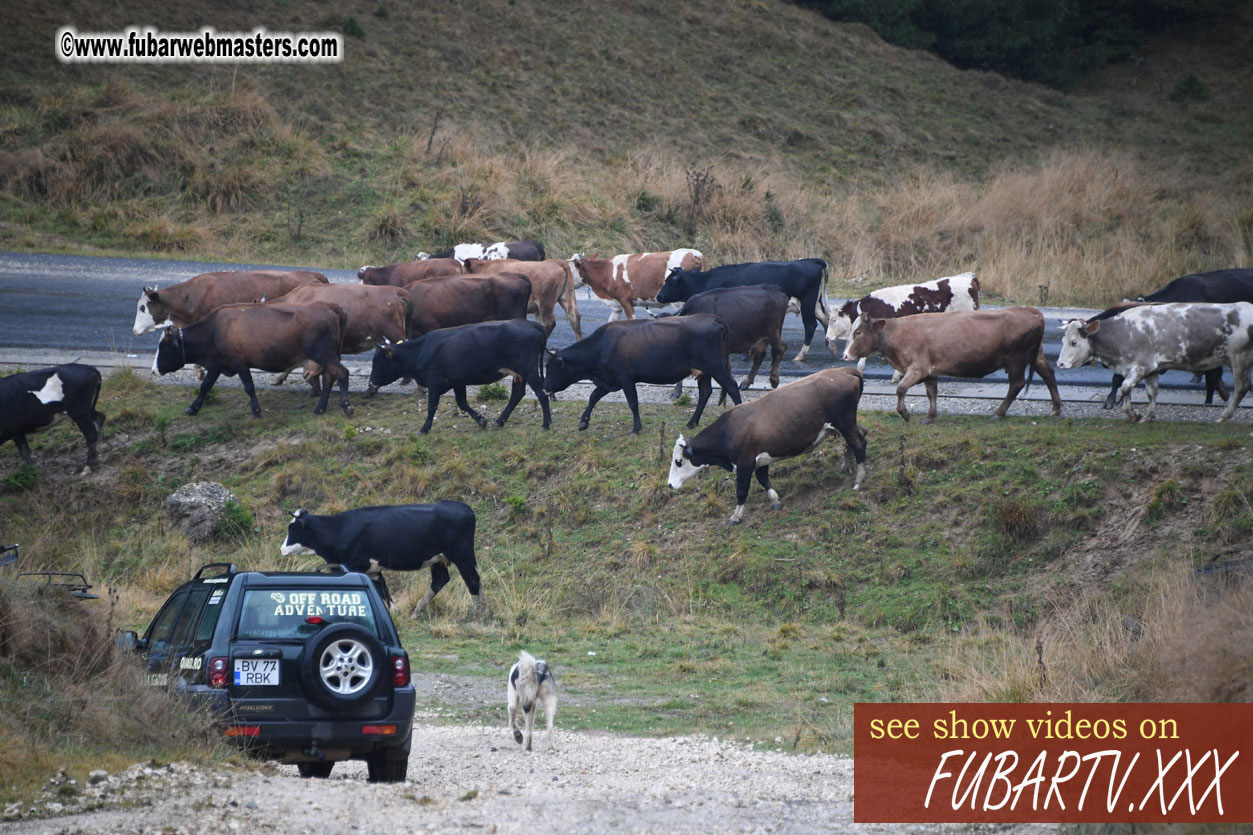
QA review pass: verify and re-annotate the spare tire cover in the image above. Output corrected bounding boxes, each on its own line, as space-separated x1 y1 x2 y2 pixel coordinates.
298 622 388 713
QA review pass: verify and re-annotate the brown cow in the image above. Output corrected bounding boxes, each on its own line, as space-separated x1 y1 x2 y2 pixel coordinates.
269 284 411 395
844 307 1062 423
153 302 352 417
132 270 328 334
358 259 464 286
404 274 532 338
464 258 581 339
569 249 704 322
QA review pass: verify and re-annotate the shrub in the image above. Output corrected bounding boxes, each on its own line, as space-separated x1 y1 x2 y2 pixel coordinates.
1170 73 1211 104
217 499 255 541
1 465 37 493
477 383 508 402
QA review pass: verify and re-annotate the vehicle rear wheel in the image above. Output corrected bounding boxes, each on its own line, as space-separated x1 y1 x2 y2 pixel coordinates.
297 623 387 713
366 751 408 783
297 761 334 779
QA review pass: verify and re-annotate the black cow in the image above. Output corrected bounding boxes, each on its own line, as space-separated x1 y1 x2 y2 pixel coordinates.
1 364 105 475
543 315 742 434
281 503 480 617
667 285 789 397
655 259 829 361
1100 268 1253 409
369 319 551 435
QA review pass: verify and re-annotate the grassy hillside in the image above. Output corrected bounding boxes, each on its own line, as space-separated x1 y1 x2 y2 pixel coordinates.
2 371 1251 800
1 0 1250 303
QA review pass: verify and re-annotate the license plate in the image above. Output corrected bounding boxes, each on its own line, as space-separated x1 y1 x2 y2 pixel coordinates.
234 658 279 686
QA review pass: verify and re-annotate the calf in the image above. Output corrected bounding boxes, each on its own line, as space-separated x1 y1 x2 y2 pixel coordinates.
404 274 531 338
845 307 1062 422
269 283 410 395
543 315 742 434
569 249 703 321
1 364 105 475
369 319 551 434
358 259 463 286
423 240 547 263
465 258 581 339
656 259 829 361
132 270 328 334
670 285 789 393
280 503 480 617
1058 302 1253 422
153 302 352 417
668 367 867 525
825 272 980 365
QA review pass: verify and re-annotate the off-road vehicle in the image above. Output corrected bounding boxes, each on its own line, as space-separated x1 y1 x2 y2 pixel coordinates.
121 563 414 781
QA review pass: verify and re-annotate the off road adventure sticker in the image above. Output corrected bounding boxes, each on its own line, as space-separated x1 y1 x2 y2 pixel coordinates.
269 590 368 618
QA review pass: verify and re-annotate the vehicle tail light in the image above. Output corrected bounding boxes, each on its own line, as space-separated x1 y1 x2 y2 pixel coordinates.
224 725 260 737
305 616 324 625
391 654 409 687
362 725 397 736
208 656 228 688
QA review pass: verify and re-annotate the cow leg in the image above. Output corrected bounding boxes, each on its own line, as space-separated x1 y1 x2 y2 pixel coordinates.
1104 373 1125 410
1033 353 1063 417
330 363 352 416
411 562 450 618
670 379 686 401
495 378 526 428
689 375 713 429
708 367 742 407
237 367 264 417
755 466 781 510
923 377 940 423
993 365 1027 419
185 368 222 416
560 293 582 341
834 418 868 490
578 386 610 431
13 435 33 466
728 463 754 525
453 385 488 429
1204 367 1229 404
419 386 443 435
623 383 644 434
69 411 102 474
793 307 817 362
450 544 483 615
1116 370 1144 421
1142 373 1161 422
527 374 552 430
769 336 785 388
620 298 636 321
894 367 927 422
606 300 624 323
1217 360 1250 423
742 344 766 391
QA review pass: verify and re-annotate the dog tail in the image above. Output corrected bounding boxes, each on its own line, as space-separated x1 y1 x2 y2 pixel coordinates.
516 650 539 689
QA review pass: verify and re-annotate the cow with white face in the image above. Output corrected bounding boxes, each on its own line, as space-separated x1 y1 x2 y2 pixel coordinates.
668 367 866 525
131 270 328 335
1057 302 1253 422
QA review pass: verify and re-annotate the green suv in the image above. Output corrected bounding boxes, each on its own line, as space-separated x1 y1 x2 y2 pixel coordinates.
121 563 415 781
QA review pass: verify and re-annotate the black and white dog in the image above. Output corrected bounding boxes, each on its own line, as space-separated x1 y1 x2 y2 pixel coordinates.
506 650 557 752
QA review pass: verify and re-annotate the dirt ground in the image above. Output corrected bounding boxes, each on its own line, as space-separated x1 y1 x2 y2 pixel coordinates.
0 722 1059 834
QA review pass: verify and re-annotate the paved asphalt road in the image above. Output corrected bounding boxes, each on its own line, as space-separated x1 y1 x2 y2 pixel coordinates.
0 251 1235 406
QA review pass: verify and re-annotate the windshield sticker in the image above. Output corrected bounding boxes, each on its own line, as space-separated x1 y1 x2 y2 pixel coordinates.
270 590 368 618
208 591 223 605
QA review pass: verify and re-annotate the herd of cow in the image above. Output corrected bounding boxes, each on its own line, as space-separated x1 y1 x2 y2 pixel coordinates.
3 236 1253 526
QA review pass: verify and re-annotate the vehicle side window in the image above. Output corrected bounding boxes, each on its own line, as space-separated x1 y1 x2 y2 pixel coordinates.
146 590 189 651
192 588 227 644
170 588 210 649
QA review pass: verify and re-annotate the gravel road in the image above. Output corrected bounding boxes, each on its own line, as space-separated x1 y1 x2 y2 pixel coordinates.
0 723 1055 835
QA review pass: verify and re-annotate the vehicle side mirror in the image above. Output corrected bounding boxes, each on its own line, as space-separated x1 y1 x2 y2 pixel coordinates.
117 630 145 652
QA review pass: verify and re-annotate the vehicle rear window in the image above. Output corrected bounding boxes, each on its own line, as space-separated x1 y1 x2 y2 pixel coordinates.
235 588 378 640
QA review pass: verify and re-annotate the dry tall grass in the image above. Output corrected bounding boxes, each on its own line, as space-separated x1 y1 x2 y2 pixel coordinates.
944 564 1253 702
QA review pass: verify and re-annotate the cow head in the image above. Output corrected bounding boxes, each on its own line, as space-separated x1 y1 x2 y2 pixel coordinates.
655 268 693 305
133 286 172 335
825 303 857 347
843 316 885 362
153 326 186 376
357 265 378 284
667 435 705 489
542 348 578 394
280 509 317 557
483 241 510 260
416 252 430 260
1056 319 1098 370
368 338 405 390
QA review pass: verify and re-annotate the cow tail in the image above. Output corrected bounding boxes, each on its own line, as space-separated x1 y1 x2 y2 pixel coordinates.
818 259 830 316
89 366 104 413
971 274 981 310
1024 362 1036 395
536 241 547 261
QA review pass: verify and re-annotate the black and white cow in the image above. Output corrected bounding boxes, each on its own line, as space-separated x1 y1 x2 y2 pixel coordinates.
1058 302 1253 422
1099 269 1253 409
655 259 829 361
825 272 980 366
543 315 742 434
420 240 546 264
1 364 105 475
280 503 480 617
668 367 867 525
368 319 551 435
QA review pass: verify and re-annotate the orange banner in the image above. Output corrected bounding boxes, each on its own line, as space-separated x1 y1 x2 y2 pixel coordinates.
855 703 1253 823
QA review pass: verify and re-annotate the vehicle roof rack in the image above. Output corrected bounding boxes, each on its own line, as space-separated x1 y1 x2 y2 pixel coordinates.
19 572 99 600
193 562 237 581
313 564 351 575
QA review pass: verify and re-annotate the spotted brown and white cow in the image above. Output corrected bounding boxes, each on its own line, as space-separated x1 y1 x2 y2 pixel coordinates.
569 249 704 322
668 367 867 525
420 240 546 264
1057 302 1253 422
825 272 980 366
